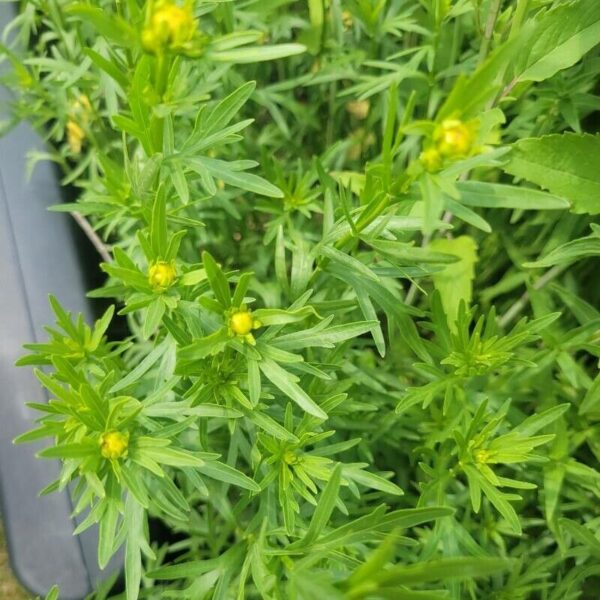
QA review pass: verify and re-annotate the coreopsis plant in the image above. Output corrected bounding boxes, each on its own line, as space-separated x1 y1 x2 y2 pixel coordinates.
2 0 600 599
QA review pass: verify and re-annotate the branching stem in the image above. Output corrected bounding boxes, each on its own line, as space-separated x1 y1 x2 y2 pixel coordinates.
71 211 112 264
498 264 567 328
479 0 502 64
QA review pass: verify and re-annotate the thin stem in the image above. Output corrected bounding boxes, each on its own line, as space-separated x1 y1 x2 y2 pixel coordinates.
404 278 421 306
71 211 112 264
498 264 567 328
478 0 502 64
326 80 337 149
151 52 172 152
498 76 518 102
155 52 171 99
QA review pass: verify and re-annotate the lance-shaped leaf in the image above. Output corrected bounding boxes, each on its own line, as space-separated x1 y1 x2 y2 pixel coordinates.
259 358 327 419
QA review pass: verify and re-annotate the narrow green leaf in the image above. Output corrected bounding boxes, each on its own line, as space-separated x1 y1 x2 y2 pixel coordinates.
190 157 283 198
209 43 306 63
259 358 327 419
151 192 168 257
560 518 600 556
457 181 569 210
244 409 298 443
343 465 404 497
368 239 460 264
301 464 342 546
110 339 169 393
253 306 318 326
204 81 256 135
198 460 260 492
143 298 166 339
479 478 522 534
274 319 378 350
512 404 570 436
376 556 512 586
98 499 119 569
177 328 230 365
66 5 136 46
137 446 205 468
125 495 144 600
524 229 600 268
580 374 600 415
202 251 231 307
45 585 60 600
37 443 97 459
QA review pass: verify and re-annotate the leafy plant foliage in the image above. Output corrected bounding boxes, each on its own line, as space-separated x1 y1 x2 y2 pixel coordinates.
2 0 600 598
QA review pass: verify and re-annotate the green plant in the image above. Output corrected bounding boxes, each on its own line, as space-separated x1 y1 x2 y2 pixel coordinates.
2 0 600 598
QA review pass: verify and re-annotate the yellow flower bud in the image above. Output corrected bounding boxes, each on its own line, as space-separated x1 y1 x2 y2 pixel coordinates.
228 309 261 345
341 10 353 30
419 147 442 171
72 94 92 117
229 310 254 336
346 100 370 120
66 120 86 154
100 431 129 460
66 95 92 154
148 261 177 291
435 119 474 157
142 1 196 54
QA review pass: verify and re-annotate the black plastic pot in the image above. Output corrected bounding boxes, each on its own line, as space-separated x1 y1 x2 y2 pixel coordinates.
0 5 120 598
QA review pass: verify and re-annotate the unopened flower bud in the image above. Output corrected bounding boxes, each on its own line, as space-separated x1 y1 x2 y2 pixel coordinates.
435 119 474 157
341 10 353 30
66 94 92 154
66 120 86 154
228 309 261 345
142 1 196 54
346 100 370 120
230 310 254 336
100 431 129 459
148 261 177 291
419 147 442 171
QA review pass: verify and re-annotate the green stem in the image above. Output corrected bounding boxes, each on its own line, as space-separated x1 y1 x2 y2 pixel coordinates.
325 80 337 149
478 0 502 64
151 52 172 152
498 264 567 328
155 52 171 100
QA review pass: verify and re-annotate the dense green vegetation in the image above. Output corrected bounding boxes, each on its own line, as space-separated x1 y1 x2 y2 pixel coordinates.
2 0 600 598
